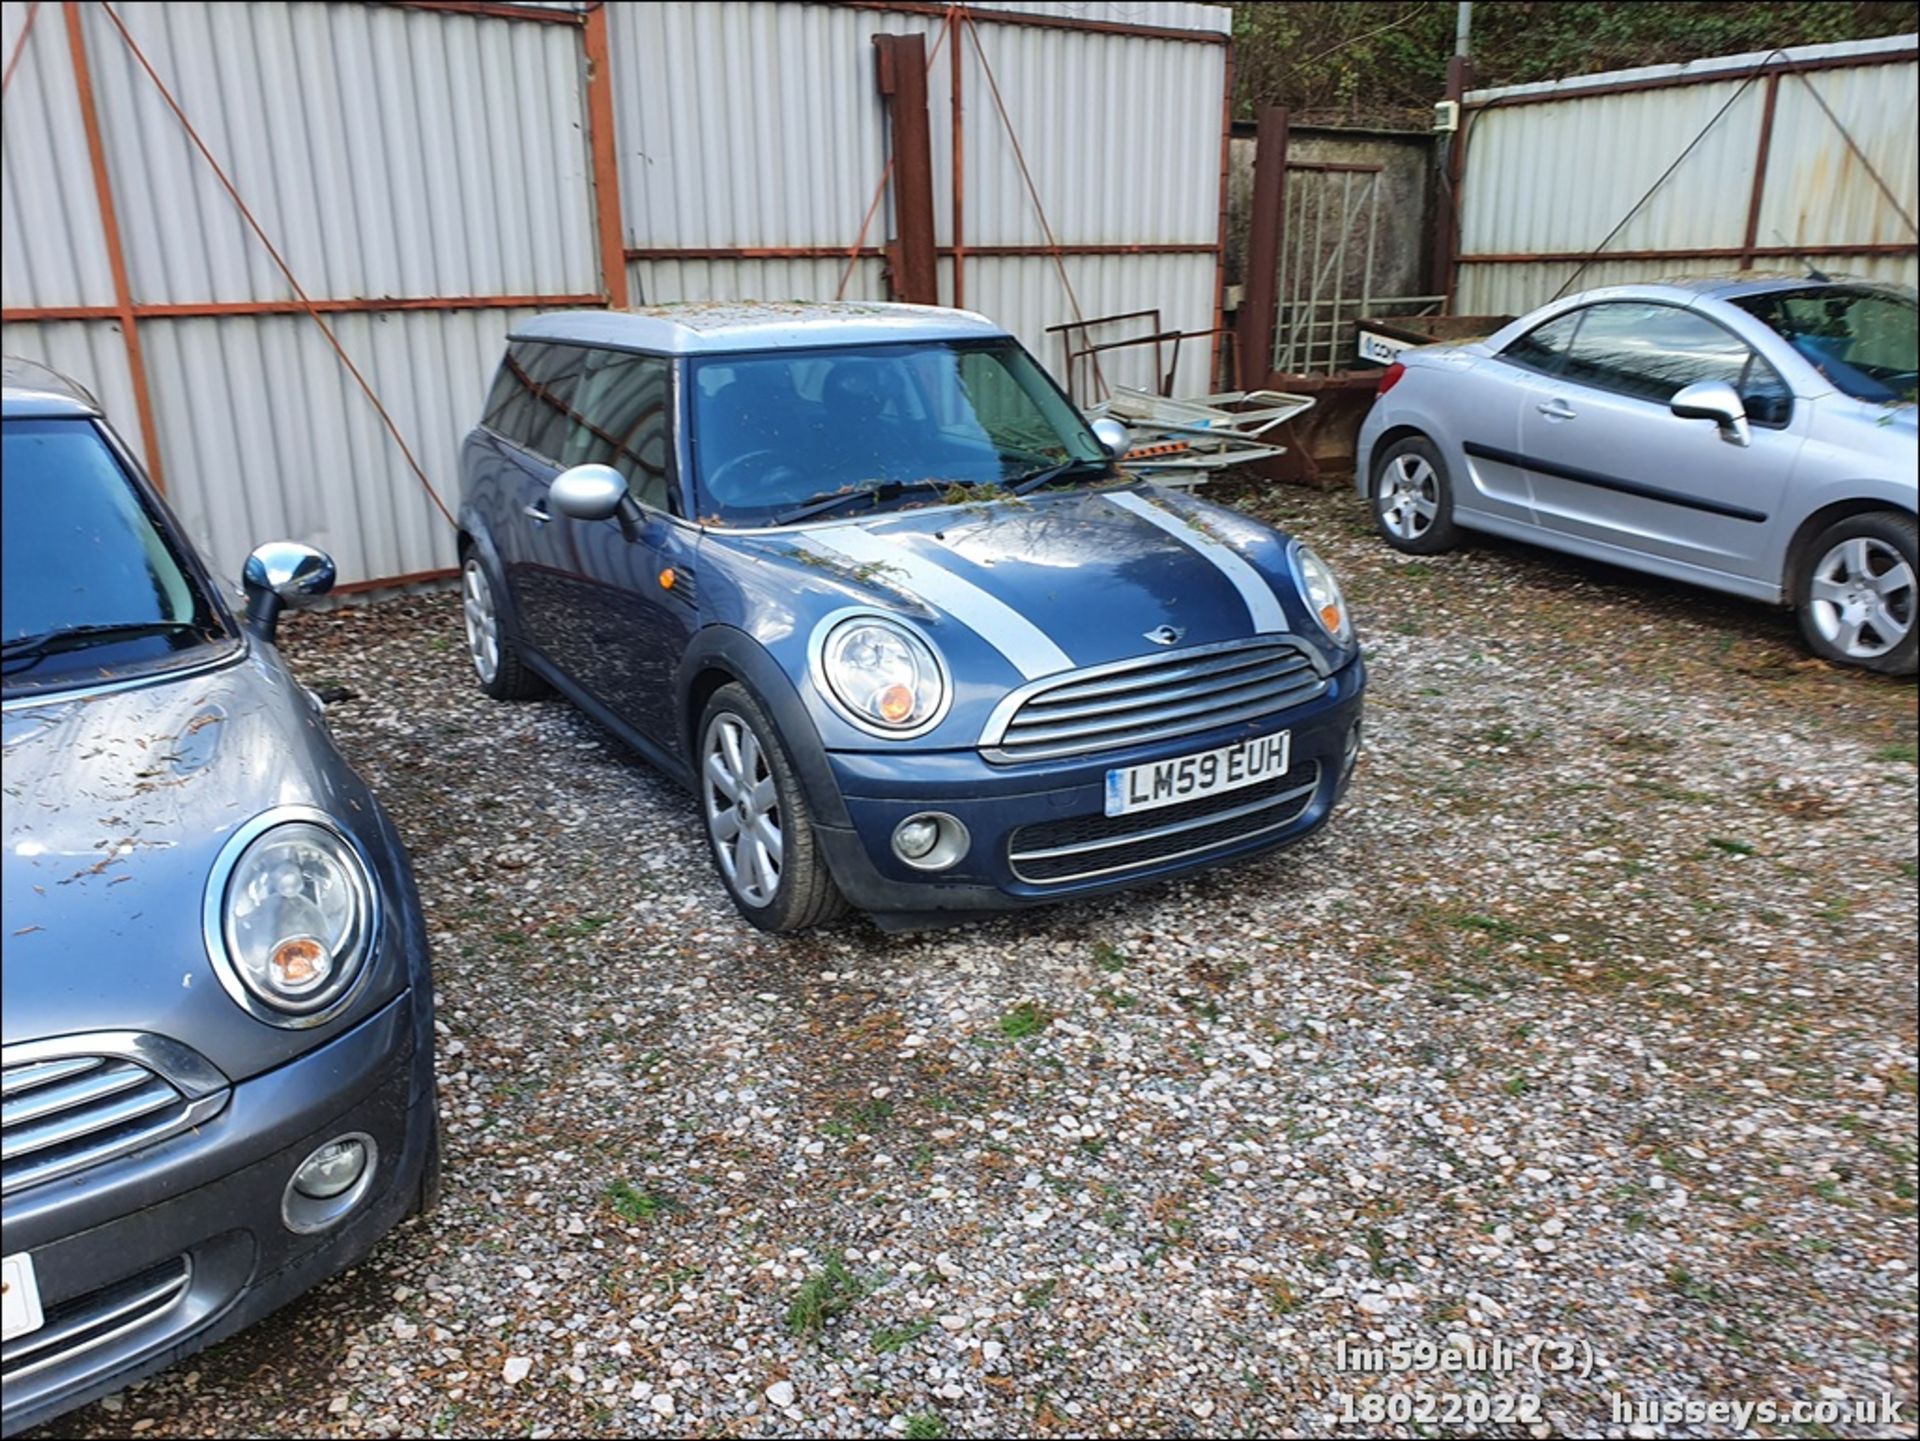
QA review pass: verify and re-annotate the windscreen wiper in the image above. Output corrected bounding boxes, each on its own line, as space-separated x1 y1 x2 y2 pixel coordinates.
1 620 209 670
769 478 957 527
1007 456 1111 497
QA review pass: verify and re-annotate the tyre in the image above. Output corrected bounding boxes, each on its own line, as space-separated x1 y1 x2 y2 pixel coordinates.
696 683 849 931
1794 512 1917 676
1370 435 1460 554
461 554 546 700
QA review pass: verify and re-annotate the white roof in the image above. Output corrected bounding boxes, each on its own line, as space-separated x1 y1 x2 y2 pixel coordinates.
511 301 1012 356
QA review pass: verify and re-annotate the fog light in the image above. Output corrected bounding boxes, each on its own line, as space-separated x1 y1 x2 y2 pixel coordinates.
294 1137 367 1199
283 1131 377 1234
894 818 939 860
891 812 969 871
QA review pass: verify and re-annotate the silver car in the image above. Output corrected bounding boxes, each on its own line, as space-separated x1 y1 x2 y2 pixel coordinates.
1356 278 1917 674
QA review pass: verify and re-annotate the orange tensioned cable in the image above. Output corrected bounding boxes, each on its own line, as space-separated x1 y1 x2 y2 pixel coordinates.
2 1 40 96
960 9 1102 394
97 1 458 529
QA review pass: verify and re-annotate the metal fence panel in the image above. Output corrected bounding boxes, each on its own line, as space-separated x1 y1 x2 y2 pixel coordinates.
1456 34 1919 317
1 2 115 309
605 0 1227 395
135 307 540 588
76 0 598 306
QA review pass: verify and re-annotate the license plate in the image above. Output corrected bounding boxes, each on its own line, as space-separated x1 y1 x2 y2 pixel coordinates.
1104 731 1290 817
2 1252 43 1343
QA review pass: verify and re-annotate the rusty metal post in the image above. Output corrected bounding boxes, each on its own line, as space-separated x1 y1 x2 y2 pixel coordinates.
62 1 164 490
873 32 940 305
1435 53 1472 310
1237 105 1288 391
1740 72 1781 269
1209 44 1233 387
582 4 630 309
950 9 964 308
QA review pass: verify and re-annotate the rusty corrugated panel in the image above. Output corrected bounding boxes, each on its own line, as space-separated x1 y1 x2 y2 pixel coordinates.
604 0 1228 394
1456 33 1917 316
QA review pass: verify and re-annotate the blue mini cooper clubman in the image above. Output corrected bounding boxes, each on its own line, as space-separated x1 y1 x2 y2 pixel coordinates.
458 302 1366 931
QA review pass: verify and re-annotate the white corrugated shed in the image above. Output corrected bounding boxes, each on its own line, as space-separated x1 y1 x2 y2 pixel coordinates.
609 0 1229 396
2 0 1230 587
1456 33 1919 316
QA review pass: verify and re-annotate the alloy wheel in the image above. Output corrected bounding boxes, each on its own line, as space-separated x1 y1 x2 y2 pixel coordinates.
702 712 784 907
1379 452 1438 540
1808 536 1915 660
462 559 500 685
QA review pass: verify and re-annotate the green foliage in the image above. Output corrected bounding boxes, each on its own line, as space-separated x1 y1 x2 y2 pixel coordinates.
787 1253 870 1338
1234 2 1920 122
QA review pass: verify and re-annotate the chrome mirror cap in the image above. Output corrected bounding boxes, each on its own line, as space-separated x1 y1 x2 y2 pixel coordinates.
549 463 628 521
242 541 335 639
1090 417 1132 459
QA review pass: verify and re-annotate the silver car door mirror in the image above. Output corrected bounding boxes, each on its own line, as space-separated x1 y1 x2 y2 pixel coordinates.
548 464 628 520
1669 380 1751 448
550 463 645 540
1090 417 1132 459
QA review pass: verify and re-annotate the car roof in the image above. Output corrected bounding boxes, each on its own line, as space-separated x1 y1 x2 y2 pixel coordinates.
1 355 102 419
509 300 1012 356
1563 275 1910 307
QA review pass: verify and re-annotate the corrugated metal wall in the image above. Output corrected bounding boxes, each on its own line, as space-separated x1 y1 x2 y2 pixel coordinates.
2 0 1230 588
1455 33 1919 316
608 1 1229 397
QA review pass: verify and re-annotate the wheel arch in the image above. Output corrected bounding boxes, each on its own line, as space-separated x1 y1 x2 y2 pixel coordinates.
1365 425 1437 486
1782 496 1919 600
676 627 853 829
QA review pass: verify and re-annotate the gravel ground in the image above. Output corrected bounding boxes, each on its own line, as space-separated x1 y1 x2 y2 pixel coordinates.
48 480 1918 1439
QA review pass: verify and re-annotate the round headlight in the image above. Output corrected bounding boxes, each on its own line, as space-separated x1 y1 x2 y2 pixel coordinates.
817 615 949 736
209 815 375 1023
1292 543 1354 646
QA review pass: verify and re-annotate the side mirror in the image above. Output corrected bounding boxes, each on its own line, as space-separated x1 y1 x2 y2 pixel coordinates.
549 463 644 539
1670 380 1750 448
242 541 335 640
1091 417 1133 460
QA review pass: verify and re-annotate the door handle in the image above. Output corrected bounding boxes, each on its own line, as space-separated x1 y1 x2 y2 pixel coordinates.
523 501 551 525
1535 400 1577 421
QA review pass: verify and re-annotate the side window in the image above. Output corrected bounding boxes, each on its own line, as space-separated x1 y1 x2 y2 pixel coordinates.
480 342 588 461
1559 302 1749 403
1499 310 1582 373
560 350 675 512
1739 353 1793 427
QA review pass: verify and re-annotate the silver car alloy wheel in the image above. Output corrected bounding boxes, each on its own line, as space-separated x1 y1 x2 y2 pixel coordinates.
462 559 500 685
1379 452 1438 540
702 712 784 907
1808 537 1915 659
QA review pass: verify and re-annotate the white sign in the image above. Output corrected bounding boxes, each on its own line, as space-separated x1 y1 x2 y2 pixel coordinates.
1356 327 1416 366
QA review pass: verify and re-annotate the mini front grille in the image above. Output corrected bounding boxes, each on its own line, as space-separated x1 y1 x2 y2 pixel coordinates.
983 639 1327 763
1009 762 1321 885
1 1256 191 1383
1 1045 224 1195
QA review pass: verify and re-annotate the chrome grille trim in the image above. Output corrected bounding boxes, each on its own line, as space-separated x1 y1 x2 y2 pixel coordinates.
980 637 1330 764
1008 763 1322 885
1 1257 192 1382
0 1034 229 1195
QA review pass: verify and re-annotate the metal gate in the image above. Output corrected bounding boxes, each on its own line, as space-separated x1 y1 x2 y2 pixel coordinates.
1271 161 1443 376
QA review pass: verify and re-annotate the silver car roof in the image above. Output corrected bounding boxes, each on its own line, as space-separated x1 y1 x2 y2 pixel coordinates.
1 355 101 419
509 300 1012 355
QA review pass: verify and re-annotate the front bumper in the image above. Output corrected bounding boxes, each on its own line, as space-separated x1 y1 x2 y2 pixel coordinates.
814 654 1365 928
0 991 436 1437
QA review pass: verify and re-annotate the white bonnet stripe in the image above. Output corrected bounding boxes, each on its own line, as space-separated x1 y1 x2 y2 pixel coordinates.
794 528 1074 681
1102 491 1286 633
